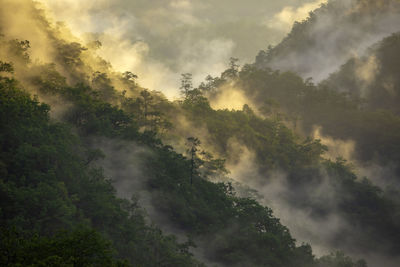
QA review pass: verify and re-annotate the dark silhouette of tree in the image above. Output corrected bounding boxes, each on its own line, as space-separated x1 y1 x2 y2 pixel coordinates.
0 61 13 73
9 40 31 62
123 71 138 81
186 137 201 185
180 73 193 97
221 57 240 79
140 89 153 129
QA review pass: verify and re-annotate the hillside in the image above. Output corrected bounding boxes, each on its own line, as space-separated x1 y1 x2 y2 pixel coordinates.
1 0 400 266
255 0 400 82
322 33 400 114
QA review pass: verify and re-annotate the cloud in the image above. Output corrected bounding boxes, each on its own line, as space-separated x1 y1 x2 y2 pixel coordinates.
37 0 322 97
209 84 251 111
312 126 355 161
90 138 151 200
354 55 380 96
0 0 56 63
265 0 328 32
356 55 379 84
224 138 349 256
260 0 400 82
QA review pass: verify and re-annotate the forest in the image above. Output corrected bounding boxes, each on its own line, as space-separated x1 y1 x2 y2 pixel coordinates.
1 0 399 266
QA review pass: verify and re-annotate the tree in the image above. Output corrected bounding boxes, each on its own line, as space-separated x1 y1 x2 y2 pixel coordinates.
186 137 201 185
0 61 13 73
0 226 119 266
123 71 138 81
180 73 193 97
140 89 153 129
8 39 31 62
91 71 116 100
221 57 240 79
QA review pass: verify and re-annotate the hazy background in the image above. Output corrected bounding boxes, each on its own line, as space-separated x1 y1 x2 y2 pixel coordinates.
2 1 399 266
38 0 326 97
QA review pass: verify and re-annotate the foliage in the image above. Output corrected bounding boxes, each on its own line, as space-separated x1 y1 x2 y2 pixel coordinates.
0 226 125 266
316 252 367 267
1 3 392 265
0 81 203 266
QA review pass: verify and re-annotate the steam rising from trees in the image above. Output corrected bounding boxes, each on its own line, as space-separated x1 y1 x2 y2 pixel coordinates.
2 0 400 266
256 0 400 82
37 0 327 97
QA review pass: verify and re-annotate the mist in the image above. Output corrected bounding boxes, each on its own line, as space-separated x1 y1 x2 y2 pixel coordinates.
37 0 326 98
2 0 400 266
224 138 400 267
256 0 400 82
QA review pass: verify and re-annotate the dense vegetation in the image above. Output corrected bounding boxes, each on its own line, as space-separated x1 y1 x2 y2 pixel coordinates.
1 49 370 266
0 66 203 266
169 63 400 260
255 0 400 80
1 0 400 266
0 32 369 267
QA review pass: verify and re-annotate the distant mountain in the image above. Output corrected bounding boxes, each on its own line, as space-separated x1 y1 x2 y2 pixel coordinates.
255 0 400 82
321 32 400 114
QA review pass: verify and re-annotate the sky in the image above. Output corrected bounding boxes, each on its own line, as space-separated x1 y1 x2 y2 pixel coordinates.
38 0 327 97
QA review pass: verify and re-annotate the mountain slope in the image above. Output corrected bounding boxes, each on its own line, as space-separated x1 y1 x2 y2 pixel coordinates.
255 0 400 82
1 0 399 266
0 1 356 266
322 33 400 114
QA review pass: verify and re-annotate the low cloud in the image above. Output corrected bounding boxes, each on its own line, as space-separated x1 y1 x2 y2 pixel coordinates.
260 0 400 82
92 138 150 200
224 138 347 256
209 84 253 111
265 0 328 32
37 0 325 97
312 126 356 161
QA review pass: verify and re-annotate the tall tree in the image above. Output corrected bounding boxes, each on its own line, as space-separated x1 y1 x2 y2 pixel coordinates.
186 137 201 185
180 73 193 97
140 89 153 129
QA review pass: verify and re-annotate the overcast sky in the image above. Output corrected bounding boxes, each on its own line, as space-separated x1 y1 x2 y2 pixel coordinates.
39 0 326 97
